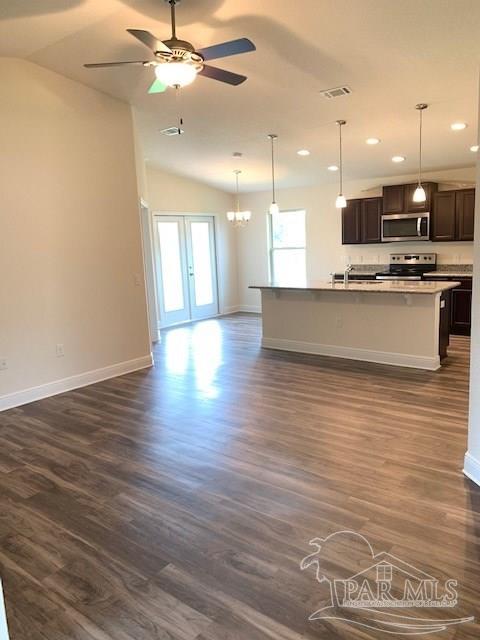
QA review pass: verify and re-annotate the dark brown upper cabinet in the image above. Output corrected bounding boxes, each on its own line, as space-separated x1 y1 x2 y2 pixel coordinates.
361 197 382 243
432 191 456 241
456 188 475 241
342 199 361 244
431 188 475 242
404 182 438 213
383 182 437 214
343 185 474 245
382 184 405 213
342 197 382 244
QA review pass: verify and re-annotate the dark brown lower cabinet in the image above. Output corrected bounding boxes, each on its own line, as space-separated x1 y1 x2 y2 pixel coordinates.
451 283 472 336
424 276 472 336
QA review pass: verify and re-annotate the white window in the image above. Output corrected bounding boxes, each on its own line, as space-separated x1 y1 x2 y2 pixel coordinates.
269 209 306 284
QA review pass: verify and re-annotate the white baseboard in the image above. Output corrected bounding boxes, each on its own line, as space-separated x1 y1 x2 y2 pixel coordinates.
221 305 242 315
261 337 440 371
237 305 262 314
0 354 154 412
464 451 480 487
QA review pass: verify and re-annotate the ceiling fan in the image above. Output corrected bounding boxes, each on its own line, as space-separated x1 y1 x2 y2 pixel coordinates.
84 0 256 94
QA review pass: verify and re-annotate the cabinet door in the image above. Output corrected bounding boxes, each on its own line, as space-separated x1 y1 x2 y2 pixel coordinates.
451 288 472 335
382 185 405 213
405 182 437 213
456 189 475 241
432 191 456 241
342 200 361 244
361 198 382 243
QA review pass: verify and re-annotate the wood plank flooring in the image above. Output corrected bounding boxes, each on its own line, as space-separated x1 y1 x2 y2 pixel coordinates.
0 313 479 639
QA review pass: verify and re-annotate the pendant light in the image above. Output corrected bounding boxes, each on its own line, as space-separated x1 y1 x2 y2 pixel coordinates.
226 170 251 226
413 103 428 203
335 120 347 208
268 134 279 214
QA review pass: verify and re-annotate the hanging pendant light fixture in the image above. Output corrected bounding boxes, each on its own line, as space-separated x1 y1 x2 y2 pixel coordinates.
268 134 279 215
335 120 347 208
226 170 251 227
413 103 428 203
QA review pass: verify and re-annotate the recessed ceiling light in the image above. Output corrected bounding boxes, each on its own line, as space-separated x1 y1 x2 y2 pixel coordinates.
470 145 479 152
451 122 467 131
297 149 310 156
327 165 339 171
366 137 381 145
392 155 406 163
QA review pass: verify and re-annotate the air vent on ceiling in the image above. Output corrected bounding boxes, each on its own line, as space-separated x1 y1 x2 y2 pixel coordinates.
321 85 352 99
160 126 184 136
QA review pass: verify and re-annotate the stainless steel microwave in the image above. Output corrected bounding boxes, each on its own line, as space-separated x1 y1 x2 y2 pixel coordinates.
381 212 430 242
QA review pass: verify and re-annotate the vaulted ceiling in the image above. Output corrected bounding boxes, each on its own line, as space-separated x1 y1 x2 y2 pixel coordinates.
2 0 480 191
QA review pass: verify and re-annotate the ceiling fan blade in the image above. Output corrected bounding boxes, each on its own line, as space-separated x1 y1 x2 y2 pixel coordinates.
84 61 148 69
197 38 255 62
199 64 247 86
127 29 171 54
148 78 167 94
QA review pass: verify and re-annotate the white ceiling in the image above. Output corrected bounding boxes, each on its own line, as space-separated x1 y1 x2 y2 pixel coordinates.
2 0 480 192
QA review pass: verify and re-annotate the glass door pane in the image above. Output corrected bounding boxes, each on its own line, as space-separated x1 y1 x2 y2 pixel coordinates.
186 217 218 321
154 217 190 327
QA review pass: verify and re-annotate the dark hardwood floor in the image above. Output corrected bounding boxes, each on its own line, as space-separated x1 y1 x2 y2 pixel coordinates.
0 313 479 639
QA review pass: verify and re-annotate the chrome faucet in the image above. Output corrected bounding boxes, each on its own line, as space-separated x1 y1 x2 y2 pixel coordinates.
344 263 354 285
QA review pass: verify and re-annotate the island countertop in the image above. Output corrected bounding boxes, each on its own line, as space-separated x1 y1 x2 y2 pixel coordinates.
249 280 460 295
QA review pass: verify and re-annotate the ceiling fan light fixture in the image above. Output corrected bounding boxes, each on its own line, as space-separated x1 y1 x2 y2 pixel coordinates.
155 61 198 87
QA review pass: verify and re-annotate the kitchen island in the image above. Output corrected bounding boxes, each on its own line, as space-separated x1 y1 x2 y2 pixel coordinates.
250 280 460 370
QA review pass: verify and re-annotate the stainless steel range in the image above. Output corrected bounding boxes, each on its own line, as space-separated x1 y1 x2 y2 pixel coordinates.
376 253 437 281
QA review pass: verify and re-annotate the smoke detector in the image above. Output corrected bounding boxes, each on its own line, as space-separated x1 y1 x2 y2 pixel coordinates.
321 85 352 99
160 126 184 136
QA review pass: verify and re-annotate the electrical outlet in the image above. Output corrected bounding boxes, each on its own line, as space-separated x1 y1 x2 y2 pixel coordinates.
0 359 7 371
336 317 344 329
56 344 65 358
133 273 142 287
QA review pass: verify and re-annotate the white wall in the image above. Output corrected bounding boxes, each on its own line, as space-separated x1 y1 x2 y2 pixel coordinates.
146 165 238 316
237 167 476 310
0 58 151 407
0 581 8 640
465 89 480 486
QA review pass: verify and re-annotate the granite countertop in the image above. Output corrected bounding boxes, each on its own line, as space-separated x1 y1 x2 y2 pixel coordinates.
250 280 460 295
425 271 473 278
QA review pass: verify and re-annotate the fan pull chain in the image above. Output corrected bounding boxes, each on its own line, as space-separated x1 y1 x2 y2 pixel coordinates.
174 85 184 135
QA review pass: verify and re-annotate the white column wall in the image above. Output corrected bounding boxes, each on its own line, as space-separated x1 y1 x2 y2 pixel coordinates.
464 77 480 485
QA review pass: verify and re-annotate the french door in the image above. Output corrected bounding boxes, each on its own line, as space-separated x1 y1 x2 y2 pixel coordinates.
153 215 218 328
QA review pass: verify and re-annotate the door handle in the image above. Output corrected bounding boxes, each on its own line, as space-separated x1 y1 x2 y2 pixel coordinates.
417 217 422 236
